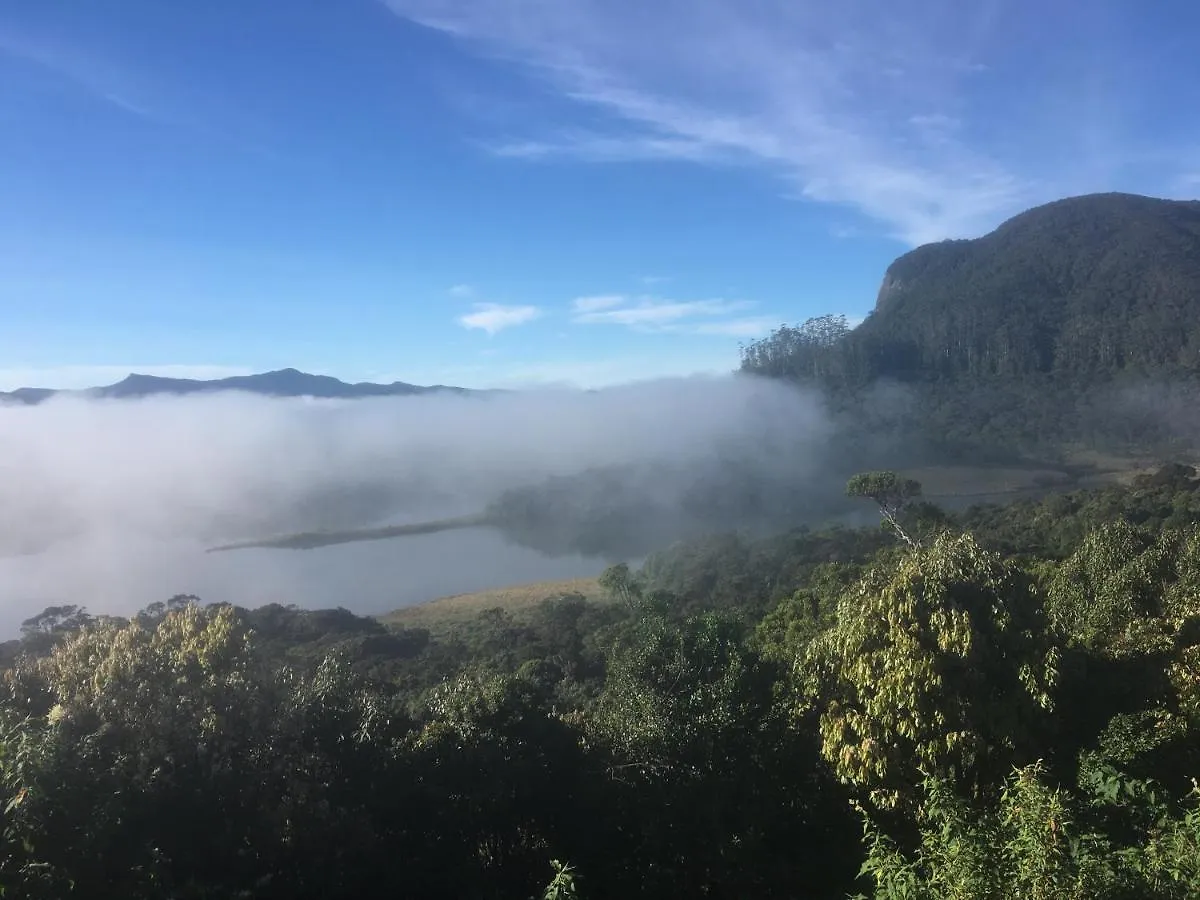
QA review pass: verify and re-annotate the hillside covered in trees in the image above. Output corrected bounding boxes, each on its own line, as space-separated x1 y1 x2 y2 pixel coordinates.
741 193 1200 457
2 466 1200 898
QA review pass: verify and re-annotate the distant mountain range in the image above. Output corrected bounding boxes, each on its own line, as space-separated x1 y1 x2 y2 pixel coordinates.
0 369 482 405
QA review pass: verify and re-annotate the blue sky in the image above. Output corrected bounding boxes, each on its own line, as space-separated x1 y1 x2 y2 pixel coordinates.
1 0 1198 390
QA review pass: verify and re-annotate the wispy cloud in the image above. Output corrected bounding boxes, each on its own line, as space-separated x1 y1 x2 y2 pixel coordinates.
639 275 672 286
447 283 476 298
570 294 771 337
458 302 541 335
0 25 155 119
571 295 626 314
0 22 280 158
573 296 749 327
492 132 718 164
384 0 1198 245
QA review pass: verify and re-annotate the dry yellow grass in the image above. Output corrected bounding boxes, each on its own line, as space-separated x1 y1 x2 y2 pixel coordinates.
378 576 604 630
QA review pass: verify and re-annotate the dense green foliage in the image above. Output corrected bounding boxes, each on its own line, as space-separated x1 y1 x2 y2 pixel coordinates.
1 466 1199 897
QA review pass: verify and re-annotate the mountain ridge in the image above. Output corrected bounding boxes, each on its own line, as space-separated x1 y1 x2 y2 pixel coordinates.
0 368 483 405
861 191 1200 380
741 190 1200 455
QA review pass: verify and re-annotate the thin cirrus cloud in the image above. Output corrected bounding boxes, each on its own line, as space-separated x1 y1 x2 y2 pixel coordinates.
0 24 155 119
571 295 626 314
570 295 775 337
457 302 542 335
383 0 1198 246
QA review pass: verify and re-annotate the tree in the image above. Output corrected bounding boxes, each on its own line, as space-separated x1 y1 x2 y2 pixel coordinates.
0 604 272 896
19 605 92 639
846 472 924 547
804 532 1057 811
410 669 591 898
1044 522 1200 788
598 563 639 610
590 612 859 896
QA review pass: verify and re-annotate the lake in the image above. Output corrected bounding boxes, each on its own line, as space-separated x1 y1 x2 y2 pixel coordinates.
0 525 609 637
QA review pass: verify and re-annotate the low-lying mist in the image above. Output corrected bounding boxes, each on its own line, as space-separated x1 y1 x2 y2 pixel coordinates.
0 374 840 635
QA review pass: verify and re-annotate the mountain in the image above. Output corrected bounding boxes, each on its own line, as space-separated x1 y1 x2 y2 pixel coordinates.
740 192 1200 456
863 192 1200 382
0 369 478 405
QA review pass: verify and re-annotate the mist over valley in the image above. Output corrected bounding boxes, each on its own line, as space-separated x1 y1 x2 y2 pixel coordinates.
0 373 843 635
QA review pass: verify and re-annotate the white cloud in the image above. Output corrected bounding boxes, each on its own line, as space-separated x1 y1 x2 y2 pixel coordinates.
382 0 1026 244
447 283 475 298
572 296 752 329
492 132 718 164
0 365 254 392
457 302 541 335
384 0 1199 245
569 294 774 336
909 113 961 131
571 294 628 313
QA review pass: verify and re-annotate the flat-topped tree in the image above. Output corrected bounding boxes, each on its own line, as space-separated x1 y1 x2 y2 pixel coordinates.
846 471 923 547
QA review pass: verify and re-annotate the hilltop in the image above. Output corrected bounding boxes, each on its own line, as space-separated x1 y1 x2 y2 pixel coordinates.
0 368 480 405
867 192 1200 381
742 192 1200 457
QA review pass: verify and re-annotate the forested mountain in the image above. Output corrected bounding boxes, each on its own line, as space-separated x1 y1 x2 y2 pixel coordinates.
0 369 476 404
742 192 1200 456
871 192 1200 381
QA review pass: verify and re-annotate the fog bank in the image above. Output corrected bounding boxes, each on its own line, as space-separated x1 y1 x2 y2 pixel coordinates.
0 374 833 634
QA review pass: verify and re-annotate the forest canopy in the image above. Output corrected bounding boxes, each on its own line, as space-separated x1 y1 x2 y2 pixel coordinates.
1 467 1199 898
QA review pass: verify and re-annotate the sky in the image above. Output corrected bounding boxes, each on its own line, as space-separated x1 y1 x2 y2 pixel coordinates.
2 0 1198 390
